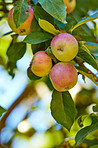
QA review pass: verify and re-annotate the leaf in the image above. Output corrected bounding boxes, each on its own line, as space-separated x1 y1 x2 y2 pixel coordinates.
7 42 26 62
93 105 98 112
76 122 98 145
75 114 98 145
24 32 53 44
84 42 98 49
38 0 67 24
70 12 98 32
43 75 54 90
31 17 42 33
33 6 54 24
76 66 98 86
51 90 77 131
39 19 60 35
31 42 45 54
13 0 29 28
77 48 98 71
27 67 41 80
7 61 17 78
84 42 98 53
0 106 7 117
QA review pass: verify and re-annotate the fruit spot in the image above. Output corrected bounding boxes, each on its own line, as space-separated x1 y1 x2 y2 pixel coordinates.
65 86 70 90
25 10 29 14
20 29 26 33
69 0 73 2
57 48 63 52
14 4 18 6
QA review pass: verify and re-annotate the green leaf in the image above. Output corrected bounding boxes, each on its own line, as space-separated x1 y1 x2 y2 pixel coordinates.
24 32 53 44
76 66 98 86
38 0 67 24
31 17 42 33
13 0 29 28
0 106 7 117
7 42 26 62
31 42 45 54
70 12 98 32
39 19 60 35
7 61 17 78
84 42 98 53
75 114 98 145
27 67 41 80
93 105 98 112
77 48 98 70
84 42 98 49
76 123 98 145
33 6 54 24
51 90 77 131
43 75 54 90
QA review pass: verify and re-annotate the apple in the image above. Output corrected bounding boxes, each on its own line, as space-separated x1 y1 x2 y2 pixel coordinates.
31 51 52 77
63 0 76 13
8 6 34 35
51 33 78 62
50 62 78 92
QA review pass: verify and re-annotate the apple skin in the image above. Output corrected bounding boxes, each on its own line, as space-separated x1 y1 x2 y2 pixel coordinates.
50 62 78 92
31 51 52 77
8 6 34 35
51 33 78 62
63 0 76 13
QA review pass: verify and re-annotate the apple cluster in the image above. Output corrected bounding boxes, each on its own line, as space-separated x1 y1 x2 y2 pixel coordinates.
31 33 78 92
8 2 78 92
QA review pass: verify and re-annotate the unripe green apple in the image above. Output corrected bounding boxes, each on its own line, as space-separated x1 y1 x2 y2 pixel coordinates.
63 0 76 13
50 62 78 92
31 51 52 77
51 33 78 62
8 6 34 35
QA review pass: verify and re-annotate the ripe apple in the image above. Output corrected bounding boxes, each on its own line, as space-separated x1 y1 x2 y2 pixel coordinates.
31 51 52 77
63 0 76 13
50 62 78 92
8 6 34 35
51 33 78 62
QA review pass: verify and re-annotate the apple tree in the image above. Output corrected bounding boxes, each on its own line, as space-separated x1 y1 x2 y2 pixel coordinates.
0 0 98 147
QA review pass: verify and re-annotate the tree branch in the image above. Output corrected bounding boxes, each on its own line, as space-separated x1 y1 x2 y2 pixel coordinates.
0 83 37 131
74 57 98 82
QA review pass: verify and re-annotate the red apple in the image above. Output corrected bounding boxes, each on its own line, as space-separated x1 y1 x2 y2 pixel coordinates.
31 51 52 77
8 6 34 35
51 33 78 62
50 62 78 92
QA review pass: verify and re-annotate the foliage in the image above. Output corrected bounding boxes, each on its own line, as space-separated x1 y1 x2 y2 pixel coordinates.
0 0 98 147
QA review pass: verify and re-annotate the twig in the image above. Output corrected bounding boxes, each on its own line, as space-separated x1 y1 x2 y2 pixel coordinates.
74 57 98 82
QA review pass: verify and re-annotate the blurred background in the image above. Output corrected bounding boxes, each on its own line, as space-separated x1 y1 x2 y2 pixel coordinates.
0 0 98 148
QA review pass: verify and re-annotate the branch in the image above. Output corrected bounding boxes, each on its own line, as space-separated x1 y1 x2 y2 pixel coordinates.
74 57 98 82
0 83 37 131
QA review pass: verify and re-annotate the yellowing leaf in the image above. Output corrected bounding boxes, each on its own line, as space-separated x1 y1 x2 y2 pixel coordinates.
39 18 60 35
70 12 98 32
